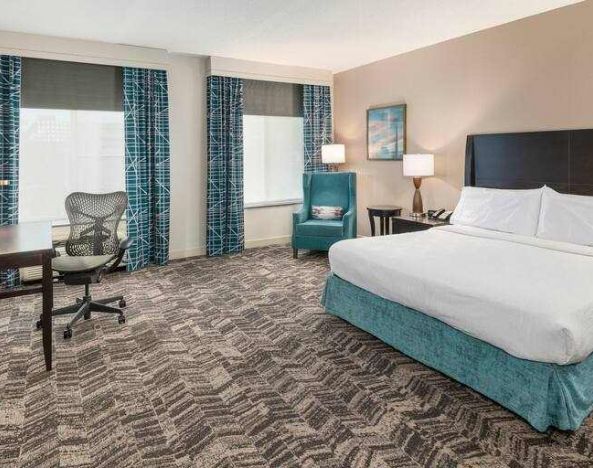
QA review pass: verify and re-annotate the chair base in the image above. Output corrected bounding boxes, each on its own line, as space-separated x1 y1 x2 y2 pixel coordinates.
292 235 347 255
37 292 126 340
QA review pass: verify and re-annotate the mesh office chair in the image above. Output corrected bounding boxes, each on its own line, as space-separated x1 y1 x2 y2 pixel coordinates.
36 192 132 339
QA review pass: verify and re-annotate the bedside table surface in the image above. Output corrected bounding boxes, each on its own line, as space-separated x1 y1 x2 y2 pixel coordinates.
392 213 449 227
367 205 402 212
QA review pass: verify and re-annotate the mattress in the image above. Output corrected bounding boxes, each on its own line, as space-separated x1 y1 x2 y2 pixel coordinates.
328 225 593 365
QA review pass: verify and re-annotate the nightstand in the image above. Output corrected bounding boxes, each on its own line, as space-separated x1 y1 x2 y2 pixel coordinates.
391 213 449 234
367 205 402 236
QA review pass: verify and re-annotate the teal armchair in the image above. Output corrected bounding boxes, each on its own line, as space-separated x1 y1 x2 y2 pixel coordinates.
292 172 357 258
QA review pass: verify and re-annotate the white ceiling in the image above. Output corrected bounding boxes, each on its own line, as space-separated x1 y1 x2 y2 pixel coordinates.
0 0 582 72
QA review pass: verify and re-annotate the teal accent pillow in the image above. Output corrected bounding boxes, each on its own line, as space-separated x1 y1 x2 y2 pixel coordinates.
311 205 344 220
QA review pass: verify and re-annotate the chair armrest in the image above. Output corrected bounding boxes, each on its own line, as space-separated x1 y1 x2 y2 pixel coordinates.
293 207 308 226
119 237 133 251
342 209 357 238
106 237 134 273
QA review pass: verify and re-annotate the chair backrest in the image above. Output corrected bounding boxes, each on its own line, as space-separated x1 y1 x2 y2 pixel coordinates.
64 192 127 257
304 172 355 215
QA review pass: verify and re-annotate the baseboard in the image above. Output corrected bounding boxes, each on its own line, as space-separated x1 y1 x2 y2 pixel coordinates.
169 236 291 260
245 235 291 249
169 246 206 260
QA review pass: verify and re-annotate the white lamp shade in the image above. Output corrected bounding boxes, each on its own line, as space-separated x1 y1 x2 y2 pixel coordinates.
322 144 346 164
403 154 434 177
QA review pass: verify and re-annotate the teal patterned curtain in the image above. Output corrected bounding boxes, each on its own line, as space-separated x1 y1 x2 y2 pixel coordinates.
207 76 244 256
303 84 332 173
123 67 170 271
0 55 21 287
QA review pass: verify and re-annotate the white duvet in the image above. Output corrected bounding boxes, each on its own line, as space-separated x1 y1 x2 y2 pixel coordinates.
328 225 593 365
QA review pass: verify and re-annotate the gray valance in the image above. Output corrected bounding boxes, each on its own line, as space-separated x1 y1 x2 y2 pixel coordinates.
243 79 303 117
21 58 123 111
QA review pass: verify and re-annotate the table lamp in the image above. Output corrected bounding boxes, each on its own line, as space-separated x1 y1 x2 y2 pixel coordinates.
403 154 434 217
322 144 345 172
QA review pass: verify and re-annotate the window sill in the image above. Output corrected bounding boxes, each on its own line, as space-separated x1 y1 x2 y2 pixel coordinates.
245 199 303 209
19 217 127 228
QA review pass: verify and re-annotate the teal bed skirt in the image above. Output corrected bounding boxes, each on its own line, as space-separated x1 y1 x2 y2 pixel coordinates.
322 273 593 432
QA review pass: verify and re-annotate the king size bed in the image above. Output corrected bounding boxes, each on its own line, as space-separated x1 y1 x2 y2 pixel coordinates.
322 129 593 432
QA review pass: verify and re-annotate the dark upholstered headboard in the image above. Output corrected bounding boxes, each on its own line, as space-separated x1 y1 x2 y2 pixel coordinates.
465 129 593 195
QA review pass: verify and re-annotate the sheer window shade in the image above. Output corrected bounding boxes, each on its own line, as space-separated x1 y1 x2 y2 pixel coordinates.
21 58 123 111
243 79 304 206
243 79 303 117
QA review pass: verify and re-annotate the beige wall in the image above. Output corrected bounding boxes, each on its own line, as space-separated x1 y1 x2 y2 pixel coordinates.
334 1 593 236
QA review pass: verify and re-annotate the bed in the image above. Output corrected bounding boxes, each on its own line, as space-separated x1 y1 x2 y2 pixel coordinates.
322 129 593 432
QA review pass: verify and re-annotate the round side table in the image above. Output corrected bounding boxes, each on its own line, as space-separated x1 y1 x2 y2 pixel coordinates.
367 205 402 236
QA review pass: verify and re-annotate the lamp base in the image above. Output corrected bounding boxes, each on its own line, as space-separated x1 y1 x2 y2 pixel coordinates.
411 178 424 215
409 211 425 218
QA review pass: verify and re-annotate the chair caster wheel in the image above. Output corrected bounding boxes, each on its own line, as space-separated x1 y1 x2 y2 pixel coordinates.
119 299 126 308
64 328 73 340
118 315 126 324
36 319 43 330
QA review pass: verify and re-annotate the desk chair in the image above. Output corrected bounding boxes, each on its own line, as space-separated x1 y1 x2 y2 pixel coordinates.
37 192 132 339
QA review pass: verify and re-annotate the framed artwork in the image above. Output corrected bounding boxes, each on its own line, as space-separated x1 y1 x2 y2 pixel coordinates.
367 103 406 160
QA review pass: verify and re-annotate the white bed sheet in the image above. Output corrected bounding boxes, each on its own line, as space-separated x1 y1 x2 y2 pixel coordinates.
328 225 593 365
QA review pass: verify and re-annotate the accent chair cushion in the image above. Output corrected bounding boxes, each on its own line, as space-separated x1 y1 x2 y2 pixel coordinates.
295 220 344 238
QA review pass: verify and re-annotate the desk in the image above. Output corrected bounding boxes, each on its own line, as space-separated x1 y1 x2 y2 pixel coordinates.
0 222 54 371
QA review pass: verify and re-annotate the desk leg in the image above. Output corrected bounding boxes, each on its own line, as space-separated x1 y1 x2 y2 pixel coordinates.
42 253 53 371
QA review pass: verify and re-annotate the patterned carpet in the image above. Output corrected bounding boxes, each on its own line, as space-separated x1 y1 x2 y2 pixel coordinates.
1 246 593 467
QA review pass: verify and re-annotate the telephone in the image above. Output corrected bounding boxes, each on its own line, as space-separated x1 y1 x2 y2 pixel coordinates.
428 209 453 221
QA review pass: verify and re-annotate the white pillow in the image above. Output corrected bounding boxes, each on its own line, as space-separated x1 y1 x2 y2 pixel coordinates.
536 186 593 246
451 186 543 236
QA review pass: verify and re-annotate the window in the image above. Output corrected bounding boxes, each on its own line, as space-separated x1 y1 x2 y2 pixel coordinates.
243 115 304 206
243 80 304 207
19 108 125 224
18 58 125 224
